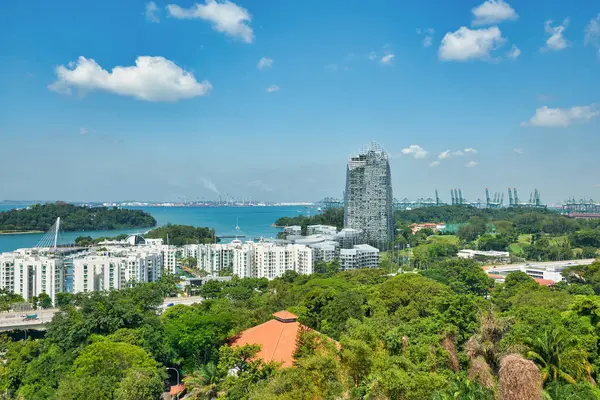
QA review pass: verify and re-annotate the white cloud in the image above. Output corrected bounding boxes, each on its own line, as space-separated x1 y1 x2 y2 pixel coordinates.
506 44 520 59
585 14 600 57
380 53 395 64
472 0 518 26
265 84 280 93
439 26 506 61
417 28 435 47
513 148 524 154
438 150 451 159
401 145 428 159
80 128 94 135
430 161 441 168
257 57 273 70
453 150 464 156
325 64 339 72
542 19 569 52
368 52 377 61
145 1 160 23
167 0 254 43
49 56 212 102
464 148 477 154
465 161 479 168
521 104 599 128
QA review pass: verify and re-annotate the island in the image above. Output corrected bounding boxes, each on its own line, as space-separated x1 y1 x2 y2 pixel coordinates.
0 202 156 232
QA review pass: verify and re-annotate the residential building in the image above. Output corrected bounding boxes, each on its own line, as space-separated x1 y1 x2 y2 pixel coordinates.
309 241 339 263
232 244 255 278
339 244 380 270
231 311 336 368
253 243 313 279
335 228 363 249
307 225 338 236
72 247 163 293
182 244 234 275
344 142 394 248
0 252 64 304
283 225 302 237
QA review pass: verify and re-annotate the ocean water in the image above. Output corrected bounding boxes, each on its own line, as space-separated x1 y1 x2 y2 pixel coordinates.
0 205 308 253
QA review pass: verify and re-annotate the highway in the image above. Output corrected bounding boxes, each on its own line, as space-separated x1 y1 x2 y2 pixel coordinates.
0 296 203 332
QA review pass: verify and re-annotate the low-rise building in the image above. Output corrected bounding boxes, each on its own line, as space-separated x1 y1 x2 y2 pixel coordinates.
309 241 339 263
485 259 595 283
307 225 338 236
458 249 510 263
283 226 302 237
339 244 379 270
335 228 363 249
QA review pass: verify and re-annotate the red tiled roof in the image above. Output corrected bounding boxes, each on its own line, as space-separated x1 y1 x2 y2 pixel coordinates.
534 278 555 286
231 317 304 367
487 273 504 279
272 310 298 321
170 384 185 395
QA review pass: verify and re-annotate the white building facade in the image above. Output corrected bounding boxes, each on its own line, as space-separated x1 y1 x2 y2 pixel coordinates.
0 251 64 304
339 244 380 270
72 248 163 293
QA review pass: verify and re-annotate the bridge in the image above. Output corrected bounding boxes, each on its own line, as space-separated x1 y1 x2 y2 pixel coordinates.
0 296 204 332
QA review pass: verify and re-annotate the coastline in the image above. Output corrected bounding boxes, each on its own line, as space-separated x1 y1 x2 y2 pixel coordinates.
0 230 44 235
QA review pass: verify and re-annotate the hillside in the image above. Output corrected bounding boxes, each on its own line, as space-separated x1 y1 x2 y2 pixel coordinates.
0 202 156 232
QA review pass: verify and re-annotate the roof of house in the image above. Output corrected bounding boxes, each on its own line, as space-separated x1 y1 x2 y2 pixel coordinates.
231 311 305 367
170 384 185 395
534 278 555 286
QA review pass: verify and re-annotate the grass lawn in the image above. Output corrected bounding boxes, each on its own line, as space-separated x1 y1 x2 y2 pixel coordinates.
427 235 458 245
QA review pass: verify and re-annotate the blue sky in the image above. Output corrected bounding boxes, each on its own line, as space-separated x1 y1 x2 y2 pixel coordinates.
0 0 599 204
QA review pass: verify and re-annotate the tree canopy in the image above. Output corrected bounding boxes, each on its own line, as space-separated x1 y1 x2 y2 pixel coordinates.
144 224 217 246
0 202 156 232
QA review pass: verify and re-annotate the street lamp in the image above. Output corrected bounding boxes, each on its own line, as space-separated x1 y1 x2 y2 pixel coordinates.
166 367 180 399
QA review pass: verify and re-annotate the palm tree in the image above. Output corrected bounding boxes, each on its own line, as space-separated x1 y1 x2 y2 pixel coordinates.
526 329 592 385
466 310 513 376
182 362 222 400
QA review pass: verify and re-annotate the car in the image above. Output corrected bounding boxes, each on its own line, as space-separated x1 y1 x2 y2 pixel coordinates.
166 303 174 307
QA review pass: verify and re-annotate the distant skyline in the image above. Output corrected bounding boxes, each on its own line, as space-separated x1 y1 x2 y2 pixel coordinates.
1 1 599 204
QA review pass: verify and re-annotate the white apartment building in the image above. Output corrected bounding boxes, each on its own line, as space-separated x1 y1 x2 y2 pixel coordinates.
182 244 234 275
160 245 180 274
310 241 339 263
232 244 255 278
339 244 380 270
253 243 313 279
336 228 363 249
72 248 163 293
283 226 302 237
0 252 64 304
307 225 338 236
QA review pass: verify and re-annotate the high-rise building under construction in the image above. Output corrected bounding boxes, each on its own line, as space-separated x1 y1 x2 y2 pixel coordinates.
344 143 394 248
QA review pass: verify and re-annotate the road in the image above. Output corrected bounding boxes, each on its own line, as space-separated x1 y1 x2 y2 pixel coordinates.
0 296 203 332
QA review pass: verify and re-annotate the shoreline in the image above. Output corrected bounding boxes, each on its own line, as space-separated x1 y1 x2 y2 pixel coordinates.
0 230 44 235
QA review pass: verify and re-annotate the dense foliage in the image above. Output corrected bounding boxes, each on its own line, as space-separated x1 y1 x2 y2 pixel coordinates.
144 224 218 246
274 208 344 235
0 202 156 232
3 257 600 399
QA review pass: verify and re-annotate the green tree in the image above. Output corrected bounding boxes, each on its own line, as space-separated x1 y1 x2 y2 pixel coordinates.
183 362 222 400
421 258 494 296
37 292 53 309
55 341 165 400
526 329 591 385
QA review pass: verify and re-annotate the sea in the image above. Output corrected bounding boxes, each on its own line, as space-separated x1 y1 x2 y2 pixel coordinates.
0 204 308 253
